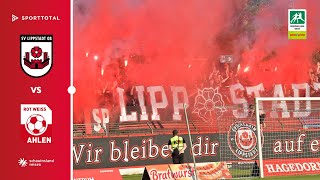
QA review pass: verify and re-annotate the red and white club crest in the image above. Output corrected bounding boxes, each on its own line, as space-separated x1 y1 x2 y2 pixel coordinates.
21 104 52 137
20 35 53 78
236 127 256 152
228 121 264 160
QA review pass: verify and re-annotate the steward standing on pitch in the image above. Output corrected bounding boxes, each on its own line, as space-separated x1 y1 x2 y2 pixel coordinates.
168 130 187 164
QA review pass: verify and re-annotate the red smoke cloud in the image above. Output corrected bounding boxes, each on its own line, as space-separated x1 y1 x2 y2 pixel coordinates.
238 0 320 90
73 0 320 123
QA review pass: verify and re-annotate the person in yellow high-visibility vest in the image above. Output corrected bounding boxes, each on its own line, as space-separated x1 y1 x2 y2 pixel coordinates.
168 130 187 164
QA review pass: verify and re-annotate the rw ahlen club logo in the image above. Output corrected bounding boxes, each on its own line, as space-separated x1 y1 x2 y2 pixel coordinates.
20 104 52 143
20 35 53 78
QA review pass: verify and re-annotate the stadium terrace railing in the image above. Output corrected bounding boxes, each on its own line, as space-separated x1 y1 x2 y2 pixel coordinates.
72 119 211 138
73 103 320 138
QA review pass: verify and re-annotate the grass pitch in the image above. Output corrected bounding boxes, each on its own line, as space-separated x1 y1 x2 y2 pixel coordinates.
122 174 320 180
122 168 320 180
256 175 320 180
122 174 142 180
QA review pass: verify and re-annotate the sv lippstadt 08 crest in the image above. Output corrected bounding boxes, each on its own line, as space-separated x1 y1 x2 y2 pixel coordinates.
20 35 53 77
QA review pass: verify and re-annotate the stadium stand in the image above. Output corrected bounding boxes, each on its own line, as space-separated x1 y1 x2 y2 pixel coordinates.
72 118 217 138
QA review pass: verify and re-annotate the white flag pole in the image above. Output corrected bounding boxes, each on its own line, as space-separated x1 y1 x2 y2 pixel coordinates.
183 104 198 180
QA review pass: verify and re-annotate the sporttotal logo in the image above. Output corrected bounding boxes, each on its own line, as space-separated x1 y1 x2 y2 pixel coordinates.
288 9 307 40
21 35 53 78
21 104 52 143
11 14 60 22
12 14 19 22
228 121 264 160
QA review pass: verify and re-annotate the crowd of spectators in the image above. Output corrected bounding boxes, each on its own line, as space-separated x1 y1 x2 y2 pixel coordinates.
309 62 320 96
198 60 320 105
96 55 320 109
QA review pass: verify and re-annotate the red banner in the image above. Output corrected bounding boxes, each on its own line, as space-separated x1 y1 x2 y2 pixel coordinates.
263 158 320 177
73 168 122 180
